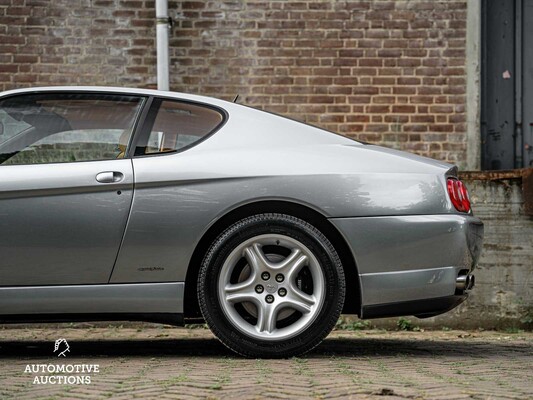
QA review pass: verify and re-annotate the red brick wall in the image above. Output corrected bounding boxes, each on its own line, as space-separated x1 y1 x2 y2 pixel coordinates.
0 0 468 165
0 0 157 87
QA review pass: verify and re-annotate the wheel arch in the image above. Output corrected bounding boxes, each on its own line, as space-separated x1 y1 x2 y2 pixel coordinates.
184 200 361 320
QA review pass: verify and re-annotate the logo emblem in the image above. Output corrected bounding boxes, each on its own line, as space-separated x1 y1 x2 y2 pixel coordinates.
265 283 278 293
54 338 70 357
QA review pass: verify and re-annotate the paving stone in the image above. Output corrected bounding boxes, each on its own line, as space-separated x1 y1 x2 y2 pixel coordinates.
0 327 530 399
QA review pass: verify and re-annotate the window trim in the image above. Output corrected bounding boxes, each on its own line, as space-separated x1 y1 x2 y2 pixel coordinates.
130 96 228 159
0 91 148 166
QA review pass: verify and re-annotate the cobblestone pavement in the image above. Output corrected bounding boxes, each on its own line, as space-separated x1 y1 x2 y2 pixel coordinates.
0 326 531 399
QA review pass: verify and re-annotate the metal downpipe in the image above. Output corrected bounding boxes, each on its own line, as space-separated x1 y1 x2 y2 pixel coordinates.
156 0 170 91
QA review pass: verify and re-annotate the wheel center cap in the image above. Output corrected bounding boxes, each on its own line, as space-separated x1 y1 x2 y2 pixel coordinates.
265 283 278 293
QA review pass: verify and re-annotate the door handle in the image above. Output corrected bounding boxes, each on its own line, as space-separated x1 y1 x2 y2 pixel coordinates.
96 171 124 184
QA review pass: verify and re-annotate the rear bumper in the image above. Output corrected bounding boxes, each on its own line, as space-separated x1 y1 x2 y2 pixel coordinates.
330 214 483 317
361 294 468 319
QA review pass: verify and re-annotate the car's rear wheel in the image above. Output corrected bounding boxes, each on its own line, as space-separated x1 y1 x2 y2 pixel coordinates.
198 213 345 358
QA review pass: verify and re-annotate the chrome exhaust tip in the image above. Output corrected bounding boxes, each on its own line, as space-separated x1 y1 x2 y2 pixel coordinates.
467 274 475 290
456 275 467 291
456 273 475 291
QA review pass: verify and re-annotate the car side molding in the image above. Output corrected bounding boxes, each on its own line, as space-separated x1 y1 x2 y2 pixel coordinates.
0 282 184 315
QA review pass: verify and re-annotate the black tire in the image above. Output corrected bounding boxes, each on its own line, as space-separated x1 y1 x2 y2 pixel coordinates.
197 213 345 358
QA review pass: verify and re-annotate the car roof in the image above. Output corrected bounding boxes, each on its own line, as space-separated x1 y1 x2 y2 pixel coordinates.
0 86 366 145
0 86 231 108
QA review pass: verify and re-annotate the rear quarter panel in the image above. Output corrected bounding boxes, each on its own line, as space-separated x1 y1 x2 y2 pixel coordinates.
110 107 454 283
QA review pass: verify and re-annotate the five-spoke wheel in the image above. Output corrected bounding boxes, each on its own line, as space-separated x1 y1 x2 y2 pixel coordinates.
198 213 345 358
219 234 325 340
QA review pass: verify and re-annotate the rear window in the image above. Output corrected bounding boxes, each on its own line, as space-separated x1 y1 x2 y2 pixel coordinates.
137 99 224 155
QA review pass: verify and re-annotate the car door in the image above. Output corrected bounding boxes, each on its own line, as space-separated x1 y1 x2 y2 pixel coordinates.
0 91 145 286
110 97 226 283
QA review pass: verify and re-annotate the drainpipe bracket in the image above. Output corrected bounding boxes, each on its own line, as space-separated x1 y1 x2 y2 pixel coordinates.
156 16 173 30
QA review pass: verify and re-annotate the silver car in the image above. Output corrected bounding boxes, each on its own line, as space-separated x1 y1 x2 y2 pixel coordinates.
0 87 483 357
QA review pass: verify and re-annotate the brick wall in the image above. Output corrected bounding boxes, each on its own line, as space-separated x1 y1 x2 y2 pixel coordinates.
0 0 468 164
0 0 157 87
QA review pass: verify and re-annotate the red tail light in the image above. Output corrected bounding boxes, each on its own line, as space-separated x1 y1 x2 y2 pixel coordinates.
447 178 471 213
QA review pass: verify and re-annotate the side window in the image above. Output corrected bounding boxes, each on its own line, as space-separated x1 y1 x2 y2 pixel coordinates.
138 99 224 155
0 109 31 141
0 93 144 165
